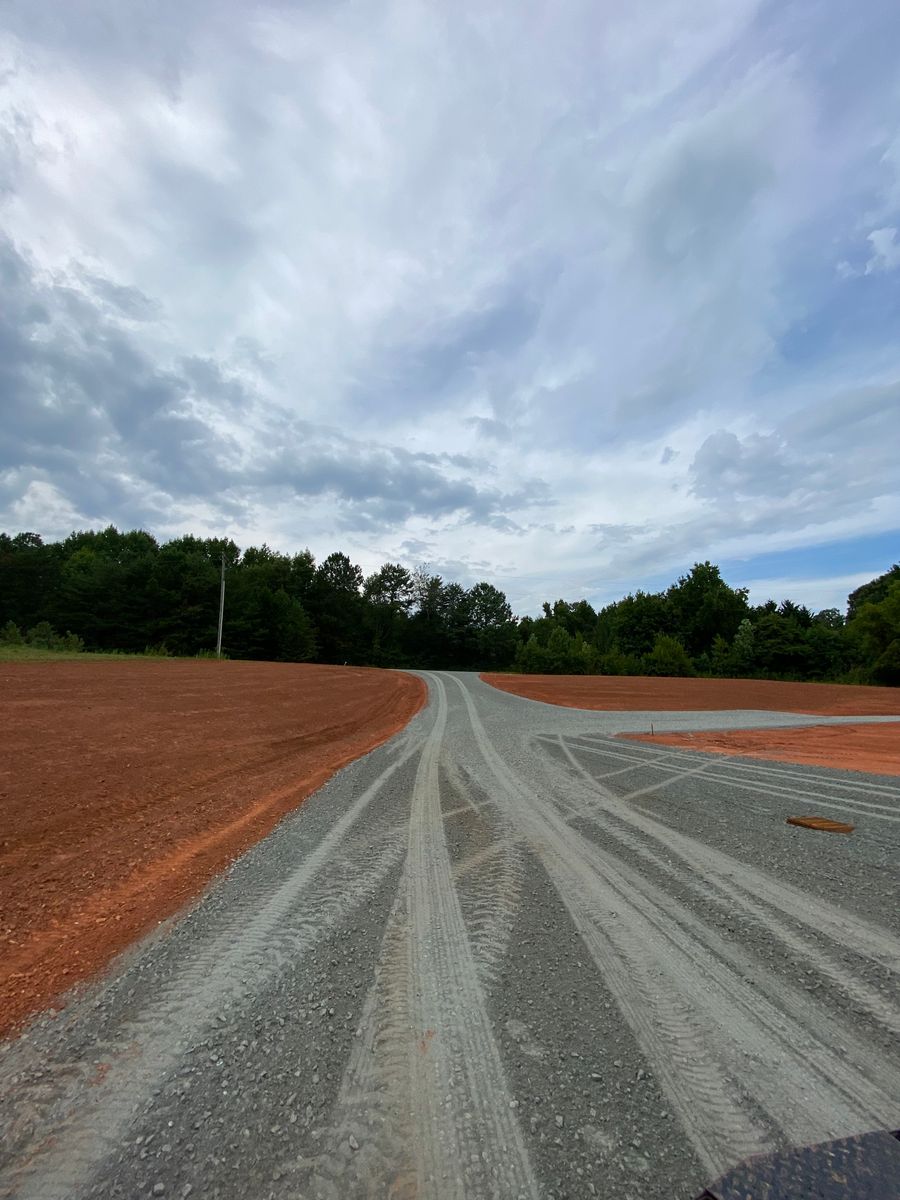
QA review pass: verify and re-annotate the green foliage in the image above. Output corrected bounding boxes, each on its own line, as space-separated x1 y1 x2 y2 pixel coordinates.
24 621 84 652
143 643 173 657
514 626 589 674
514 559 895 686
310 552 364 663
596 648 643 676
26 620 60 648
849 581 900 684
514 633 549 673
363 563 413 665
711 617 757 677
1 527 897 684
602 590 671 657
642 634 695 677
665 562 749 657
847 564 900 621
837 665 876 685
467 581 518 669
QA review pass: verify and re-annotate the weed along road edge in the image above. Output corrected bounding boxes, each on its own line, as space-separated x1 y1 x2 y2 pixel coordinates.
1 671 899 1199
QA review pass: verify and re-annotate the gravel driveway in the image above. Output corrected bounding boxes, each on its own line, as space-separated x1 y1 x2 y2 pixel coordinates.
2 671 898 1200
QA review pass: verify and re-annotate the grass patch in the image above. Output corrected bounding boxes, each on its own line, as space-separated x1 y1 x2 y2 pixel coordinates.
0 644 175 663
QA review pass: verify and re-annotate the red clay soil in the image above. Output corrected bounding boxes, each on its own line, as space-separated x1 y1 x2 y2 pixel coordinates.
482 673 900 775
482 673 900 716
0 660 425 1039
621 723 900 777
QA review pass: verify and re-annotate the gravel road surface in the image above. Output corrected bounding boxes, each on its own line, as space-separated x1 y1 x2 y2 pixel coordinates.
2 672 898 1200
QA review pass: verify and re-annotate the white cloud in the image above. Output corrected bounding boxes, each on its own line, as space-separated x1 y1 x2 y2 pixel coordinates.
740 572 878 613
1 0 899 612
865 227 900 273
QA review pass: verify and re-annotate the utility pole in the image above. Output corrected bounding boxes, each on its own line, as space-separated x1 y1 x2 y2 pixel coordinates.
216 552 226 658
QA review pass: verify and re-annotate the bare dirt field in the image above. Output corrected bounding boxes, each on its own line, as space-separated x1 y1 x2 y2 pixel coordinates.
482 672 900 776
0 659 425 1037
482 672 900 716
622 722 900 776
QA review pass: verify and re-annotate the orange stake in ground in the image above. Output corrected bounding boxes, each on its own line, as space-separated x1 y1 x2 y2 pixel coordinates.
0 660 425 1038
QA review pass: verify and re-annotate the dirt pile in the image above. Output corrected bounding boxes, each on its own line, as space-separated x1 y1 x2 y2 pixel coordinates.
0 659 425 1037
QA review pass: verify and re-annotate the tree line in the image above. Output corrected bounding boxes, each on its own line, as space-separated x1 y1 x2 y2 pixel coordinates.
1 528 897 684
515 560 899 685
0 527 517 669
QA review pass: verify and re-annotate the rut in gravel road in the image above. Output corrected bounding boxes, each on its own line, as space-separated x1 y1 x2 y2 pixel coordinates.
1 671 899 1200
290 675 538 1200
448 676 900 1175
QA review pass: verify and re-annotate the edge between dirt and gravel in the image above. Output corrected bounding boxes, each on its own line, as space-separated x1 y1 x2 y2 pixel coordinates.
0 661 426 1040
479 672 900 776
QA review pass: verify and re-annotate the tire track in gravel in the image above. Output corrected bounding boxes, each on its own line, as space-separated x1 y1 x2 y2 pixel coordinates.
448 673 899 1177
0 740 426 1200
566 737 900 820
285 673 538 1200
448 676 767 1172
546 744 900 1093
555 738 900 974
608 738 900 798
549 738 900 1045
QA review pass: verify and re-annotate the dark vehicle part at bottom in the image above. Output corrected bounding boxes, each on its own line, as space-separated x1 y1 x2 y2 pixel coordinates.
696 1129 900 1199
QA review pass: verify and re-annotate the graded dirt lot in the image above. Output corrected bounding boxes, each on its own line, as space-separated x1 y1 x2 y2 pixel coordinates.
622 721 900 776
482 673 900 776
482 671 900 716
0 659 425 1037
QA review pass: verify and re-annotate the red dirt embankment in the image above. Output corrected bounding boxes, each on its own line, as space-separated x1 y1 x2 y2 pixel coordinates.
481 673 900 716
0 660 425 1038
622 724 900 777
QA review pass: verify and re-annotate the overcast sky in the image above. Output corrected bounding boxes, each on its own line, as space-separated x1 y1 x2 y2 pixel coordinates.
2 0 898 614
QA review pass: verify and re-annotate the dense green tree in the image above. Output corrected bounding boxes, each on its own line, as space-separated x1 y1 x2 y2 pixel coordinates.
814 608 845 630
849 581 900 683
748 610 812 678
514 633 550 673
467 581 518 668
0 532 62 628
542 599 597 639
804 620 850 680
666 562 749 657
310 552 364 663
711 617 756 677
603 590 671 658
2 527 898 684
404 569 448 666
546 626 579 674
363 562 414 664
442 582 475 665
847 564 900 621
643 633 695 677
